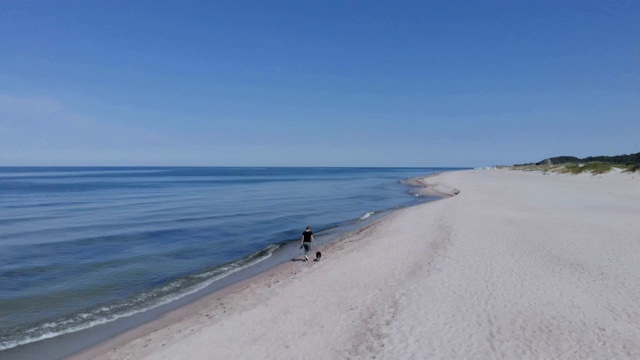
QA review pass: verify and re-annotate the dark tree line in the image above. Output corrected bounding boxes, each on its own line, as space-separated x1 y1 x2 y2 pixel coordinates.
515 152 640 166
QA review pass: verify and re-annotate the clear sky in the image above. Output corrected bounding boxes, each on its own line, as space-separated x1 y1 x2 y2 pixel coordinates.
1 1 638 167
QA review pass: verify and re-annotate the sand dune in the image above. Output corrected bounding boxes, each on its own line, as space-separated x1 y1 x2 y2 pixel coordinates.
79 169 640 359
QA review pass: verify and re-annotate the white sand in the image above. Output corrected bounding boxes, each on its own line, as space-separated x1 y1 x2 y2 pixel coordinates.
78 169 640 359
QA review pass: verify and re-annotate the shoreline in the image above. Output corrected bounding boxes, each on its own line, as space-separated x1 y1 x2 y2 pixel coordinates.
405 172 461 197
70 258 296 359
10 167 640 358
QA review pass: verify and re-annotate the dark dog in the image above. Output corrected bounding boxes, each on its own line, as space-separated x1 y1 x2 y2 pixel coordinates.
314 251 322 261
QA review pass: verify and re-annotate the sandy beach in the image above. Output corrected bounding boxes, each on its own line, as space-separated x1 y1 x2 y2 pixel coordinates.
73 169 640 359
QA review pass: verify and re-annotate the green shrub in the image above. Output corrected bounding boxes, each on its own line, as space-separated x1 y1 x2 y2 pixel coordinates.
623 163 639 173
563 162 612 175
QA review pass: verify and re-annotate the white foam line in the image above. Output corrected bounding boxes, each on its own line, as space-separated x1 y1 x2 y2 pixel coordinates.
359 211 375 220
0 245 278 351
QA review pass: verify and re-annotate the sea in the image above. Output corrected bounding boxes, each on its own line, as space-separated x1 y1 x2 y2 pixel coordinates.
0 166 459 355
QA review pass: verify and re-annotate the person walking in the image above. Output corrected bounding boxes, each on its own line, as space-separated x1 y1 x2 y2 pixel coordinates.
300 226 315 261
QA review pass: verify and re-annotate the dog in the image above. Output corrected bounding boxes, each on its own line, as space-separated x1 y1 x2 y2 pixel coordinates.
314 251 322 261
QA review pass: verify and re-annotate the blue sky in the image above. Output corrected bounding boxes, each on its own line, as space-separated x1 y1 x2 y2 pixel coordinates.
1 1 638 167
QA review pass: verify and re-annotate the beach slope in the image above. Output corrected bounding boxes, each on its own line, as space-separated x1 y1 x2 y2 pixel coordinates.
80 169 640 359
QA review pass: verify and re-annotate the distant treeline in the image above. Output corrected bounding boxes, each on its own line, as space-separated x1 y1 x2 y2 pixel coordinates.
515 152 640 166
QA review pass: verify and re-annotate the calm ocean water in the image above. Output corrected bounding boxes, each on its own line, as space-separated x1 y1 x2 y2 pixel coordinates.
0 166 456 350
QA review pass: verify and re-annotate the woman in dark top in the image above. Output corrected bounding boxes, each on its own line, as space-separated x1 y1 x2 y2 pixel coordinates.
300 226 315 261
